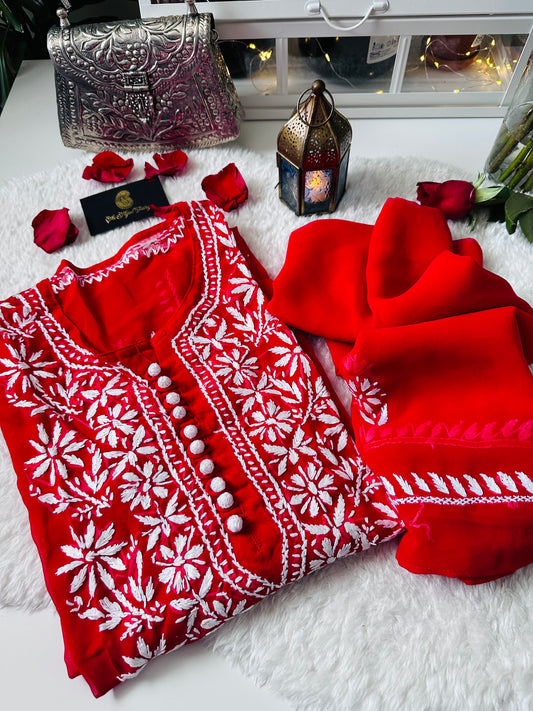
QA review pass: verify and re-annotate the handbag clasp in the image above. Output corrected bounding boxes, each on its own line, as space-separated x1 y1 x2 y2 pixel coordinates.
122 72 154 123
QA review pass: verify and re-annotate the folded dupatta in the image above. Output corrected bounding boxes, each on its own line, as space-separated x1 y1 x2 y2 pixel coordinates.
269 197 533 583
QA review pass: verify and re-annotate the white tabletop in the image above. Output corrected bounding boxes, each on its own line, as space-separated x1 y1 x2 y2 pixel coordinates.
0 59 502 710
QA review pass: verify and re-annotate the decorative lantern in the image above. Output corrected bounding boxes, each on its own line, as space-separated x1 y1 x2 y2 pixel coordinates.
277 79 352 215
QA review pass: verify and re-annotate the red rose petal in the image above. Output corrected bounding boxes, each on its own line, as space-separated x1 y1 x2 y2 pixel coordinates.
417 180 476 220
201 163 248 212
145 150 188 180
32 208 79 253
82 151 134 183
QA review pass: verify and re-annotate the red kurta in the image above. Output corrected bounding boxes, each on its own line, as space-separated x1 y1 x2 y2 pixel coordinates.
0 201 401 695
268 197 533 584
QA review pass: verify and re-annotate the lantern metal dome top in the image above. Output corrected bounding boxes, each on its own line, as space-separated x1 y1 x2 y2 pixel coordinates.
277 79 352 170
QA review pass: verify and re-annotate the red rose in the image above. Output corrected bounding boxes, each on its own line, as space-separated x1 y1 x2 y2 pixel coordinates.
145 150 188 179
201 163 248 212
32 208 79 253
82 151 134 182
416 180 476 219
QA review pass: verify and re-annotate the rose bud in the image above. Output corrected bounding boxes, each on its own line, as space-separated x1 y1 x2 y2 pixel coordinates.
416 180 476 219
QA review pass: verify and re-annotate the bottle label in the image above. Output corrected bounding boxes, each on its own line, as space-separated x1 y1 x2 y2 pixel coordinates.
367 36 399 64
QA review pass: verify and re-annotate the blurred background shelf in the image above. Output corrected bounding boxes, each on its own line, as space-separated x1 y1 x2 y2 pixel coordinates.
142 0 533 119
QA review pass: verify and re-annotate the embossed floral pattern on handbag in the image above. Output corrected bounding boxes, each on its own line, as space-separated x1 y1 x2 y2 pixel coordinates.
47 6 243 151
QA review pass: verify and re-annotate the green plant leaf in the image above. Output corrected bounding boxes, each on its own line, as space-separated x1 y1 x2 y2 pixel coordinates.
0 1 23 32
505 190 533 224
506 213 518 234
473 172 485 190
475 185 513 204
518 209 533 243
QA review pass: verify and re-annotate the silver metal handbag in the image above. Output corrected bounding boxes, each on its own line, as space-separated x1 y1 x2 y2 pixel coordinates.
47 0 244 151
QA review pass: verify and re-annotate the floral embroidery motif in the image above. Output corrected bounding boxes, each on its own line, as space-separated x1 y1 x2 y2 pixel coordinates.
286 463 335 518
156 532 206 594
56 521 127 597
0 342 56 393
27 421 85 486
341 352 388 426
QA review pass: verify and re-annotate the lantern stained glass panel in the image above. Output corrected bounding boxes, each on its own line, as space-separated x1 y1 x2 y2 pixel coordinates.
279 158 299 212
337 151 350 205
303 168 332 214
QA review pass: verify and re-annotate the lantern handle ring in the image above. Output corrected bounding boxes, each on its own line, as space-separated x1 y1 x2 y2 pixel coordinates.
297 82 335 128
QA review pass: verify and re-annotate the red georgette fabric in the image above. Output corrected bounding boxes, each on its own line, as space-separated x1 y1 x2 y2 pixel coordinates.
268 197 533 584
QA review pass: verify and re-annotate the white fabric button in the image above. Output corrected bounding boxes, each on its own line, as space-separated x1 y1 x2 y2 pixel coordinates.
147 363 161 377
226 515 243 534
217 492 234 509
199 459 215 476
172 406 186 420
183 424 198 439
189 439 205 455
157 375 172 389
165 392 180 406
210 477 226 493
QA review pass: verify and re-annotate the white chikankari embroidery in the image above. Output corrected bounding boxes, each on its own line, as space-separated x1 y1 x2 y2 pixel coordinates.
347 374 388 426
136 494 191 551
271 333 312 378
119 461 171 510
0 342 56 393
35 444 114 519
211 347 260 386
95 404 139 447
56 521 127 597
263 426 317 476
119 636 168 681
156 533 206 594
310 537 352 571
230 371 279 415
27 421 85 486
286 463 336 518
248 400 296 443
381 470 533 504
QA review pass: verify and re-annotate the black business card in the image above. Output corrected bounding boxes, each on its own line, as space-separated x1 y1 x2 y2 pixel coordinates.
80 177 169 235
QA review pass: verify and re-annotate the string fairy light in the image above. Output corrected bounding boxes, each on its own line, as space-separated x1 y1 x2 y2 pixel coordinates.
417 33 512 94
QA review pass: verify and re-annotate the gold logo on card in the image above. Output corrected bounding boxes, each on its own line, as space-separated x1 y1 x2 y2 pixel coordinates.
115 190 134 210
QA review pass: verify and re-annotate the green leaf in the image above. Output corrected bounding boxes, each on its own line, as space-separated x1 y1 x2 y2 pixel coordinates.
473 172 485 190
505 190 533 224
0 1 23 32
518 208 533 243
506 213 517 234
475 185 513 205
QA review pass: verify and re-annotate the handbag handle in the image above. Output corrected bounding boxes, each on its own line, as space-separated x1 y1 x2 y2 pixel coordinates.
56 0 198 28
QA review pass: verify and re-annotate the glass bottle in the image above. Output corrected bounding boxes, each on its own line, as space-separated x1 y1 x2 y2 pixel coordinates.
485 52 533 193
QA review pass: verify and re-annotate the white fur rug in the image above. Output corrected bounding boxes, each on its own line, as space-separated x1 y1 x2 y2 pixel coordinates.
1 146 532 710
